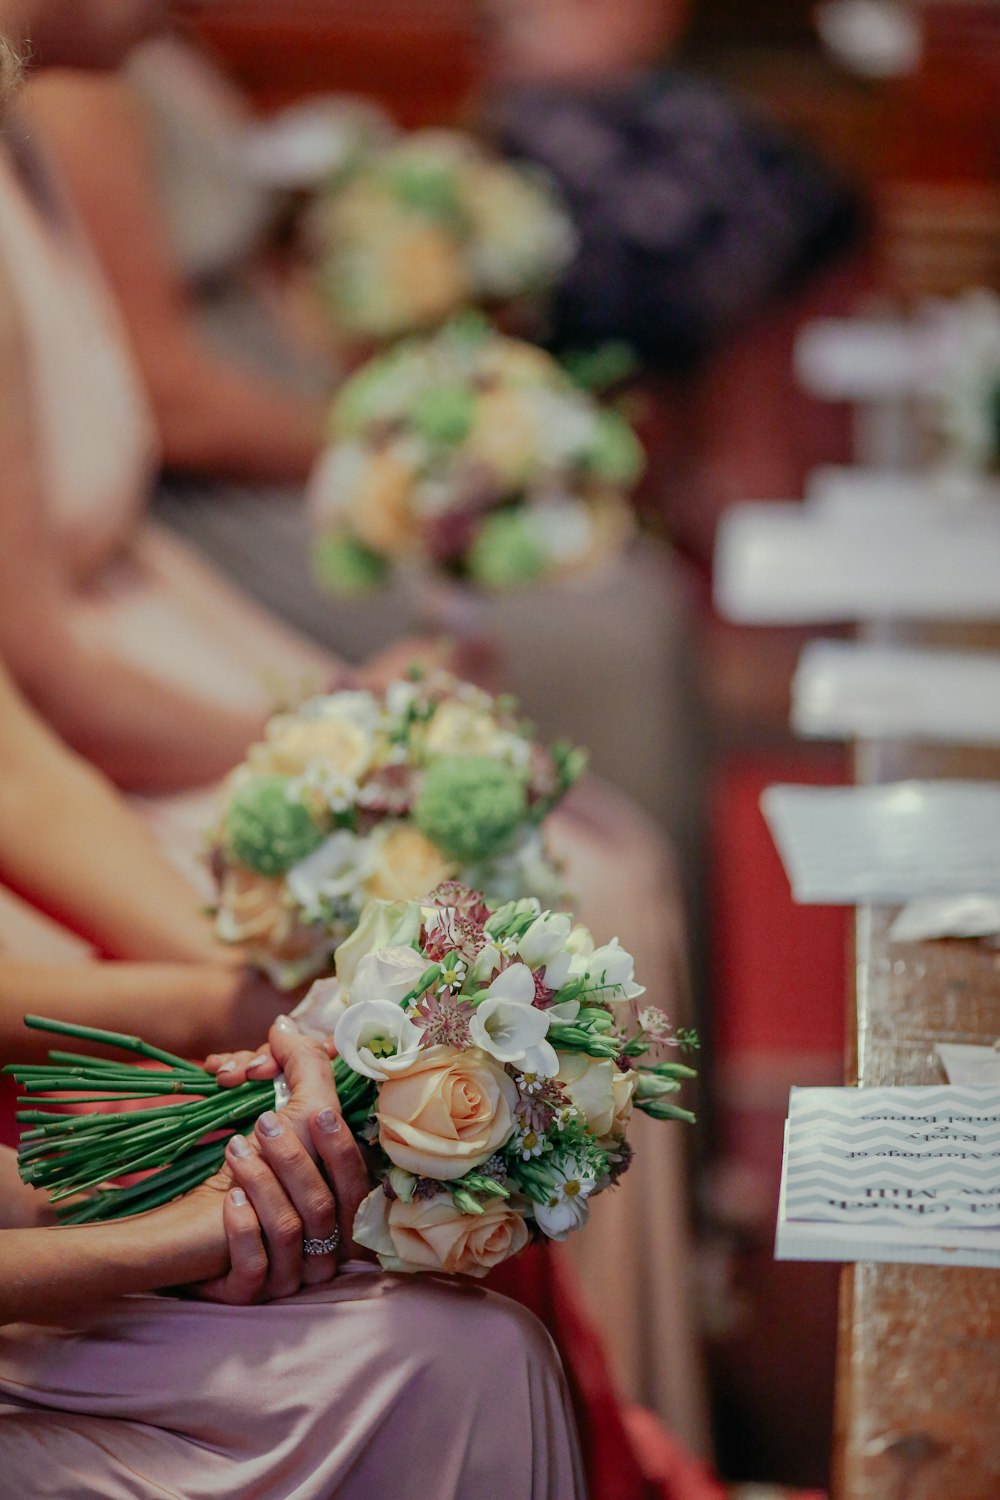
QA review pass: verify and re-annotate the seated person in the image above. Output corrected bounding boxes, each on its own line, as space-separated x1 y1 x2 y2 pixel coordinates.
0 656 288 1059
0 1 704 1450
23 32 330 482
0 1020 584 1499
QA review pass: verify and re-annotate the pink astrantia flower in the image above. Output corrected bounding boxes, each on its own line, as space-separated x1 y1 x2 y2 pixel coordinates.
415 990 474 1050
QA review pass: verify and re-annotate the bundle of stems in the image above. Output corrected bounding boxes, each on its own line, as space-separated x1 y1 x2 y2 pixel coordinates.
3 1017 374 1226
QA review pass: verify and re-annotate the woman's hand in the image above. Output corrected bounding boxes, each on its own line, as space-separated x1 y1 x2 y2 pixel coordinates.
199 1018 374 1299
190 1114 344 1304
205 1038 282 1088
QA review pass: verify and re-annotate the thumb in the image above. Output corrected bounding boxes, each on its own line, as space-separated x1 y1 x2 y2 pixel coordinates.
268 1019 338 1111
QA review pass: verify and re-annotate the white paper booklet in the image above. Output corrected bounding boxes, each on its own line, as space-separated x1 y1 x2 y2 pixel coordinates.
937 1044 1000 1088
776 1085 1000 1267
793 318 931 401
804 465 1000 521
761 781 1000 904
791 640 1000 746
714 503 1000 624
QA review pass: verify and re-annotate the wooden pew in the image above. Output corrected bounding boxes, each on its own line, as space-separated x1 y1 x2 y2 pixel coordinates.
834 622 1000 1499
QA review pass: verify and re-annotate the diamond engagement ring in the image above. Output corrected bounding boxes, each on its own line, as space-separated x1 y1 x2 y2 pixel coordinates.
303 1229 340 1256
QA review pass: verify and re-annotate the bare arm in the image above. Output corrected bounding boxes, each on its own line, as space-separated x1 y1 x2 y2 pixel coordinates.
481 0 690 84
0 1024 370 1325
0 666 234 960
0 256 267 789
26 72 327 483
0 959 287 1062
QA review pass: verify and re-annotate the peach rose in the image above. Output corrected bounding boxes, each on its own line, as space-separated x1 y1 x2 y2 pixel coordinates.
354 1186 529 1277
376 1045 517 1179
215 867 324 965
466 388 541 487
249 718 373 780
350 449 420 557
364 823 454 903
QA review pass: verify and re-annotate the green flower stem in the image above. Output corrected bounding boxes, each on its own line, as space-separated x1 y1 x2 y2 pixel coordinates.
21 1015 205 1073
60 1139 232 1225
49 1087 276 1201
7 1018 378 1223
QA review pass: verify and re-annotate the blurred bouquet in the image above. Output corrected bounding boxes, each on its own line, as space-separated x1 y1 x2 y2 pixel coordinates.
210 673 585 987
308 316 643 597
9 888 697 1277
923 290 1000 474
311 129 576 340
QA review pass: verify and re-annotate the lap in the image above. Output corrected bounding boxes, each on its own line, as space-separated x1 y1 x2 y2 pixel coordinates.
0 1270 583 1500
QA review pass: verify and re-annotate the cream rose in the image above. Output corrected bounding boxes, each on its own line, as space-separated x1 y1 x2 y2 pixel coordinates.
349 448 420 557
376 1045 517 1180
364 823 454 903
607 1068 637 1143
555 1053 620 1139
423 701 504 758
250 717 373 781
353 1187 529 1277
215 867 321 965
335 898 423 989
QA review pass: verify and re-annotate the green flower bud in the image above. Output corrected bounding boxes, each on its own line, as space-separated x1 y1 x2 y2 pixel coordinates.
466 511 549 591
411 385 475 446
384 158 463 226
224 776 325 877
583 409 645 487
634 1071 682 1101
312 535 387 597
414 756 528 863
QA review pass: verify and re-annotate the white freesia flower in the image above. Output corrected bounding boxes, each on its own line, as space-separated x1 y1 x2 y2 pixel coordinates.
573 936 645 1003
287 830 379 919
290 977 349 1038
305 442 366 525
468 963 558 1076
334 999 423 1081
517 911 573 991
335 898 423 988
349 945 430 1008
385 678 419 719
533 1160 597 1240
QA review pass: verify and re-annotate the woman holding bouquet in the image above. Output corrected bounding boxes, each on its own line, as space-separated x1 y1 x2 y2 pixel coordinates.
0 1018 585 1498
0 0 703 1449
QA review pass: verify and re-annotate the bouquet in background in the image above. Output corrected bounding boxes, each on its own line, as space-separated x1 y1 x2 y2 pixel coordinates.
8 888 697 1279
209 673 585 987
311 129 576 340
308 316 642 597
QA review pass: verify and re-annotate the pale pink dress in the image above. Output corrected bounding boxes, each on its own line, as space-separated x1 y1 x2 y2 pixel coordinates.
0 1272 585 1499
0 127 706 1449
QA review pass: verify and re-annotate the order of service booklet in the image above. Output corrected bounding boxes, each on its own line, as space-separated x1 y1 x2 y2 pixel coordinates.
776 1086 1000 1269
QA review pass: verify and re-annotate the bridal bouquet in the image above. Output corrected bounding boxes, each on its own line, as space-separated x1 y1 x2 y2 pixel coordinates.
312 128 576 340
308 316 642 597
8 887 697 1278
210 673 584 987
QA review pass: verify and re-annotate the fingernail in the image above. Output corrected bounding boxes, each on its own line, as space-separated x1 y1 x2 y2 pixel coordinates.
217 1060 236 1074
228 1133 251 1158
273 1014 298 1034
247 1055 268 1070
230 1187 247 1207
257 1111 282 1139
315 1107 340 1134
